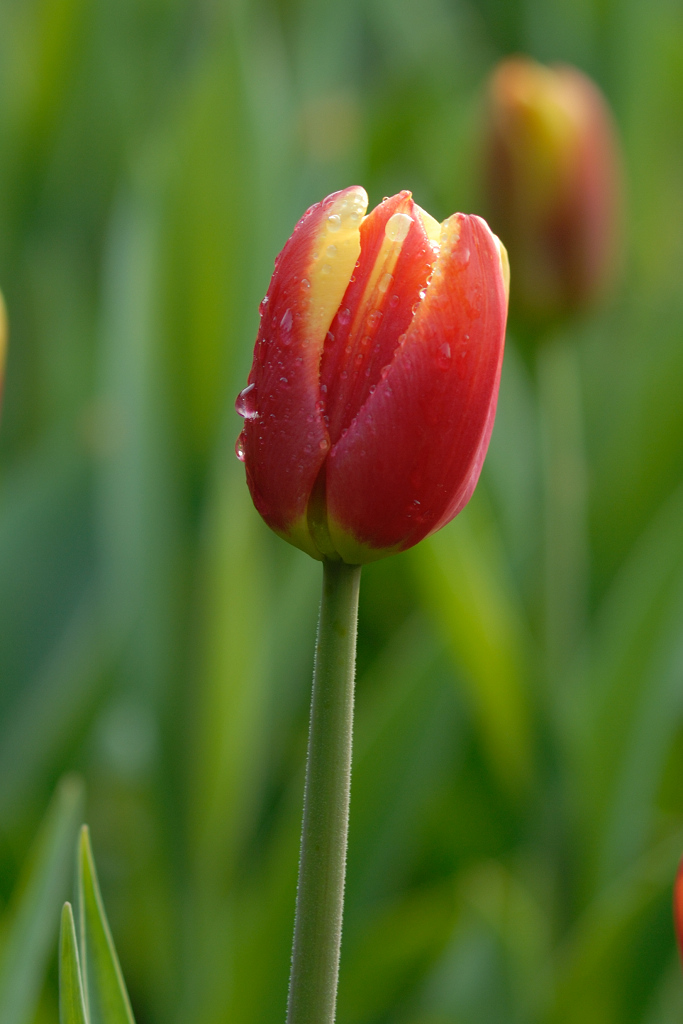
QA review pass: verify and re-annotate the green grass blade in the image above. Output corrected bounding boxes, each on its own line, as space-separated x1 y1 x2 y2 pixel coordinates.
59 903 88 1024
0 775 84 1024
412 501 532 796
78 826 135 1024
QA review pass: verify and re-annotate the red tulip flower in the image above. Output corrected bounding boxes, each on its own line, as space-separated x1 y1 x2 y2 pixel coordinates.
236 187 509 564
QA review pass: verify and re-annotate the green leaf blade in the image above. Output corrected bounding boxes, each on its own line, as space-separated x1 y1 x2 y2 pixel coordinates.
78 826 136 1024
59 903 88 1024
0 774 84 1024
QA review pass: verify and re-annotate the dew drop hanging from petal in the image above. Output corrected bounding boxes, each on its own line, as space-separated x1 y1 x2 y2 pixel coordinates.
235 383 259 420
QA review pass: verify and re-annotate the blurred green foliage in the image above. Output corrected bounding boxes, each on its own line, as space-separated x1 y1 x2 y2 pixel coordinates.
1 0 683 1022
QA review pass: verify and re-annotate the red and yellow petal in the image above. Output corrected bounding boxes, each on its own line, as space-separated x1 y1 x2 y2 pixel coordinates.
320 192 438 443
239 186 366 557
325 214 508 562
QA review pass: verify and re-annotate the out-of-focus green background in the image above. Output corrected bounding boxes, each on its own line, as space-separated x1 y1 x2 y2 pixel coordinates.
1 0 683 1022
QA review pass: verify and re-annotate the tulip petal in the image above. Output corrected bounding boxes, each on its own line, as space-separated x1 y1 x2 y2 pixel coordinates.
239 186 366 557
320 192 438 444
326 214 507 562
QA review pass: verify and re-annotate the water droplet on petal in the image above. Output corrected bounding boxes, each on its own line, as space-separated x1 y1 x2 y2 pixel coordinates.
436 342 451 370
389 294 400 308
301 278 311 289
338 307 351 325
235 435 246 462
235 383 258 419
378 272 393 294
367 309 383 328
321 264 332 275
327 214 341 232
327 244 337 258
385 212 413 243
280 307 293 333
319 438 330 452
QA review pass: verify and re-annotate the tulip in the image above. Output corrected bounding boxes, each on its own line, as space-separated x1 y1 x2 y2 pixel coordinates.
236 186 509 564
675 855 683 967
484 57 622 325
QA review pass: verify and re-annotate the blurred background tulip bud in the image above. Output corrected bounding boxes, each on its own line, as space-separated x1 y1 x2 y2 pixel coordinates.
236 187 508 564
484 57 623 327
675 856 683 967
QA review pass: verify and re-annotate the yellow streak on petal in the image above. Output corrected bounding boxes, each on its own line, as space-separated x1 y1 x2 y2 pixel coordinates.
494 235 510 302
414 203 441 245
275 514 324 561
345 210 415 343
327 517 402 565
417 214 461 294
305 187 368 342
440 213 462 250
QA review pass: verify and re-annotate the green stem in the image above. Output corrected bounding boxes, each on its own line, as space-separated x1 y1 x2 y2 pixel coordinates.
286 559 362 1024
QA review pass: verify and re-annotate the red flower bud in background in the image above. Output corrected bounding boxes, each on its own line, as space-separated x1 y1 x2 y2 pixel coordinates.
236 187 509 564
675 855 683 968
484 57 622 326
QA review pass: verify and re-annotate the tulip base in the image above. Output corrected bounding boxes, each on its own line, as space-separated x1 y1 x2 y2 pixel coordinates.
286 559 362 1024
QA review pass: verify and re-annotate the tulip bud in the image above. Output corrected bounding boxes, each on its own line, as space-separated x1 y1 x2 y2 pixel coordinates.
236 187 508 564
484 57 622 325
675 855 683 967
